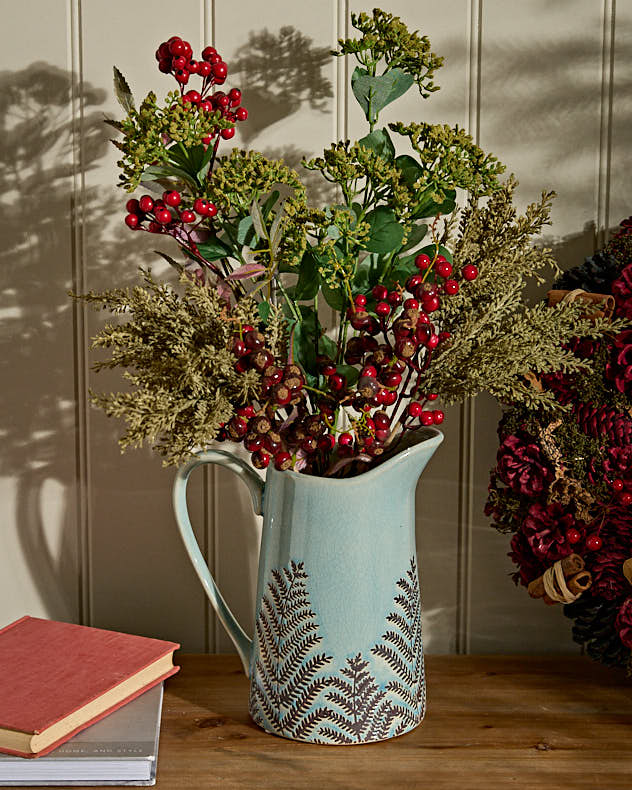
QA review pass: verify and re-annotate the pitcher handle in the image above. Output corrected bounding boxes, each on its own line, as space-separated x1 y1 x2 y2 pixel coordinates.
172 449 264 676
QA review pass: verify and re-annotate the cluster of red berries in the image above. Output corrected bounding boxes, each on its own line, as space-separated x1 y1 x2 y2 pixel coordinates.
154 36 248 143
562 476 632 552
124 190 217 234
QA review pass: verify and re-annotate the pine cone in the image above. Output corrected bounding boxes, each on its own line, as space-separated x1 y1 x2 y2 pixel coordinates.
555 250 620 294
574 402 632 445
564 596 630 667
590 546 630 600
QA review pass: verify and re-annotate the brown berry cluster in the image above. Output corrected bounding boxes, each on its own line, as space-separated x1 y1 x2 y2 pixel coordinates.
217 325 318 471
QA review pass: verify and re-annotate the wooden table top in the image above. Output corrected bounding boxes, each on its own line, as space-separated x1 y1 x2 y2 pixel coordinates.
17 653 632 789
148 654 632 790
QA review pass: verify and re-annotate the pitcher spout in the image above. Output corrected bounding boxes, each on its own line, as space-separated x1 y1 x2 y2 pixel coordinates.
363 426 444 490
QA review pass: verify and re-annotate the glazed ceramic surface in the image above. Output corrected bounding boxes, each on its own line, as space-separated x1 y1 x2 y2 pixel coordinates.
173 427 443 744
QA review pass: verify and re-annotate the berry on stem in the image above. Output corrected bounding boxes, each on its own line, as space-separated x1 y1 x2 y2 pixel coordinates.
415 253 432 270
408 402 423 418
586 535 603 551
566 528 581 544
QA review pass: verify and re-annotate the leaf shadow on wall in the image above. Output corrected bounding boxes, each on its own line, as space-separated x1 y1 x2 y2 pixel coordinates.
0 63 145 621
231 26 336 206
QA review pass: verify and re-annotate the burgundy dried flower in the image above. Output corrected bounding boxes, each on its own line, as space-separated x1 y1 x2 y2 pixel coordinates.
496 432 553 497
615 597 632 648
612 263 632 320
590 546 630 601
606 330 632 395
522 502 576 563
509 529 546 587
603 446 632 490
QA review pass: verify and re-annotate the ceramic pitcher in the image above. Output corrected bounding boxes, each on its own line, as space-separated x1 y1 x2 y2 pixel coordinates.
173 427 443 744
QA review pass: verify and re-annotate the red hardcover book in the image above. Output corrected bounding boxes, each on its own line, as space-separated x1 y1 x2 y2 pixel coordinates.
0 616 180 758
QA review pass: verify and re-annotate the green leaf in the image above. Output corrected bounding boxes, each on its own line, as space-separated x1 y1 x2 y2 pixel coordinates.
351 67 414 123
142 164 197 190
364 207 405 254
402 223 428 252
413 188 457 219
113 66 134 114
358 127 395 160
166 144 190 168
290 309 319 376
104 117 124 133
236 216 256 246
353 259 372 291
321 281 345 311
395 155 424 189
294 253 320 300
187 144 206 174
250 199 266 240
257 302 271 324
196 237 233 262
336 365 360 386
318 333 337 360
261 189 280 220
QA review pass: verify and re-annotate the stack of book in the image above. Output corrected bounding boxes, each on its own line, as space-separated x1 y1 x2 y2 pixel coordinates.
0 617 180 786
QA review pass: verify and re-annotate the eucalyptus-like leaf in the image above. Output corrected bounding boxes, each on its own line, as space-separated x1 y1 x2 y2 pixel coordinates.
103 116 124 133
269 202 287 256
113 66 135 114
401 223 428 252
257 302 271 324
395 154 424 189
196 237 233 263
236 215 257 245
358 127 395 159
351 66 414 123
250 199 266 240
142 164 197 190
363 207 405 254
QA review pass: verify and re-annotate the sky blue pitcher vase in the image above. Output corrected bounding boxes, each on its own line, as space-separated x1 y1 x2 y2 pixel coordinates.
173 427 443 744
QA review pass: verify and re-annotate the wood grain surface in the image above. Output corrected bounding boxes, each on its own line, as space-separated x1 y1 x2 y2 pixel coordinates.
138 654 632 789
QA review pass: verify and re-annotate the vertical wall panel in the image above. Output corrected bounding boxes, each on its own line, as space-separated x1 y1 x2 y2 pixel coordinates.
80 1 209 649
0 0 79 627
610 2 632 230
468 0 605 653
212 0 339 651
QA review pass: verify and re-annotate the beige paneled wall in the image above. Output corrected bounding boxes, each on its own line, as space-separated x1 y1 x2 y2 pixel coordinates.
1 0 630 654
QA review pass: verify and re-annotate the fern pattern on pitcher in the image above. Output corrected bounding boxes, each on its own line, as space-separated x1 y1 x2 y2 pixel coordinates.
249 560 335 740
371 556 425 735
249 557 425 744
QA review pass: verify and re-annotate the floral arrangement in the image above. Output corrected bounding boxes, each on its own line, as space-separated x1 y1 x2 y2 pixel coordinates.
80 9 618 475
486 218 632 669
